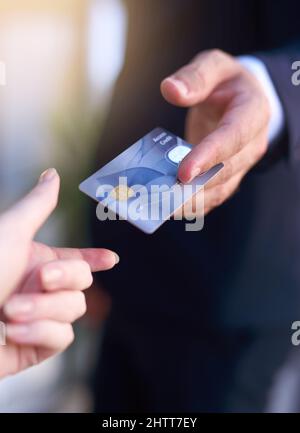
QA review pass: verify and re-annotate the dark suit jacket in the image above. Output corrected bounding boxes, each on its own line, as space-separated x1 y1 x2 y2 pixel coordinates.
91 0 300 329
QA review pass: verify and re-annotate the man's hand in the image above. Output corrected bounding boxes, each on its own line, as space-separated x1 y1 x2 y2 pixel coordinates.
0 168 119 378
161 49 271 216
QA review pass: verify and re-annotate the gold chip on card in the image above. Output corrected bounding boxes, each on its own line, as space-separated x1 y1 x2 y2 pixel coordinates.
110 185 135 201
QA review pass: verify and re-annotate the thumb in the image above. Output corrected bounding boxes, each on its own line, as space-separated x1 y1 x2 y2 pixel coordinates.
160 50 241 107
4 168 60 239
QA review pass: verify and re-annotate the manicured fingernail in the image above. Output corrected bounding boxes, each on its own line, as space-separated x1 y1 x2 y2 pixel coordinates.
42 267 63 289
4 298 34 317
114 253 120 264
39 168 57 183
6 324 29 338
165 77 188 95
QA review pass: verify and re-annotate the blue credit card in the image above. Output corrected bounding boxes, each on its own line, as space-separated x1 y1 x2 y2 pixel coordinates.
79 127 223 234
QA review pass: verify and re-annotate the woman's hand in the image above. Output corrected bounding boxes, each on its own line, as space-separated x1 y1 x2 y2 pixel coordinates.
0 168 119 378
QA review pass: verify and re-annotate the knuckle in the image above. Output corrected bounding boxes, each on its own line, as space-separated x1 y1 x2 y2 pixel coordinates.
65 325 75 346
224 159 234 180
67 292 86 321
249 88 271 126
210 49 225 63
186 63 206 89
39 264 47 284
204 138 222 166
82 259 91 271
214 170 226 185
207 194 219 210
81 273 93 290
86 272 93 288
256 139 268 160
77 261 93 289
194 67 206 88
191 195 203 216
77 292 87 317
254 93 271 125
27 294 39 310
22 349 40 368
32 322 43 339
219 122 244 153
265 109 271 126
262 97 271 123
204 194 213 210
231 123 244 151
82 260 92 276
209 49 233 68
213 145 223 166
214 185 227 206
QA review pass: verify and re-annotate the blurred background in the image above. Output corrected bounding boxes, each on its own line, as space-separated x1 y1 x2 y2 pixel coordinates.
2 0 300 415
0 0 127 412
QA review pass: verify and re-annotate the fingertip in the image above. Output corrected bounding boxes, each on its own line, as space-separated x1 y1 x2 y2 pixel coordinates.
105 250 120 270
32 168 60 212
91 249 120 272
113 252 120 264
105 250 120 269
178 159 199 184
161 78 189 106
38 168 60 197
38 168 59 184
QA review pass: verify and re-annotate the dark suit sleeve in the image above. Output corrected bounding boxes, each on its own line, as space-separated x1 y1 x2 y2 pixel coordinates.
257 45 300 166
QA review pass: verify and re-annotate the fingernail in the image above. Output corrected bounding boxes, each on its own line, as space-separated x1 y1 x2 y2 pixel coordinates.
114 253 120 264
39 168 57 183
42 267 63 289
4 298 34 317
168 78 188 95
6 324 29 338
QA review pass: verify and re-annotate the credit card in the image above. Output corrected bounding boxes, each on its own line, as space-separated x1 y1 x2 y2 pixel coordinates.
79 127 223 234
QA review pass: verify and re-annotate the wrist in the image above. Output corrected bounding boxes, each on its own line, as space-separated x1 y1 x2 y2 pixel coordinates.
238 55 285 144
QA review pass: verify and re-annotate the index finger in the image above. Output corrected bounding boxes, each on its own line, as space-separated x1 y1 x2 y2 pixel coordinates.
30 242 119 272
53 247 119 272
178 89 269 183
